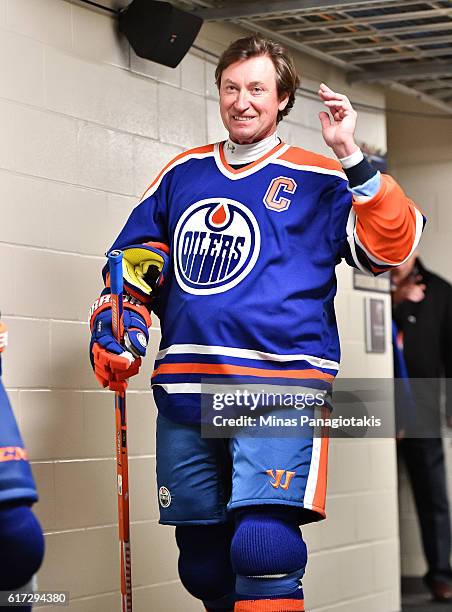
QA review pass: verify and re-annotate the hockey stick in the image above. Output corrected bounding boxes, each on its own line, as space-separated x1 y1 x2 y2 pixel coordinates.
108 249 133 612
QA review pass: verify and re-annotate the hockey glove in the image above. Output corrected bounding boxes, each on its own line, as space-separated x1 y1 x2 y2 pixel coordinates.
89 292 151 392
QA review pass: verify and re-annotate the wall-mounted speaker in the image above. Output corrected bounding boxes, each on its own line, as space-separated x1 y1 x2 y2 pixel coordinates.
119 0 203 68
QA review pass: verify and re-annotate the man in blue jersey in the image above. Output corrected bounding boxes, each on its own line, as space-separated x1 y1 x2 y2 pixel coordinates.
90 35 423 611
0 319 45 611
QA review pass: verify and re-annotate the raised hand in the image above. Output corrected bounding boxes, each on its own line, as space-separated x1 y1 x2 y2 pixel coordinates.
318 83 359 158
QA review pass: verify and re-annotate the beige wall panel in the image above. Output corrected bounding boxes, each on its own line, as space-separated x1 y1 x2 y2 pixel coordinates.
20 390 84 460
335 260 353 291
80 390 156 457
157 83 207 149
0 172 50 248
133 581 201 612
129 457 158 522
7 248 100 321
77 122 135 195
0 28 44 107
4 388 20 423
338 545 374 599
132 138 182 198
131 53 181 87
46 184 114 256
126 392 157 456
0 100 78 183
356 491 398 542
313 495 357 549
81 390 117 458
328 440 372 495
311 590 396 612
71 3 129 68
181 52 206 96
205 60 219 100
38 527 119 598
45 47 159 139
49 321 96 390
369 440 397 492
131 522 179 586
0 244 16 315
31 461 56 532
39 592 118 612
54 458 117 529
303 550 347 608
2 317 50 388
301 520 323 554
7 0 72 49
206 97 228 143
373 540 401 593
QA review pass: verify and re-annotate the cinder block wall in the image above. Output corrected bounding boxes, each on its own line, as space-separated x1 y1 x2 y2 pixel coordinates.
387 89 452 578
0 1 400 610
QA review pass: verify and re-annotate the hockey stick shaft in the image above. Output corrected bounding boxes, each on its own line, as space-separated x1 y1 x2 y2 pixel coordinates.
108 249 133 612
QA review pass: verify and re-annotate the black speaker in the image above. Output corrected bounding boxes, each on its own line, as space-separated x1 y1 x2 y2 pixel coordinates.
119 0 203 68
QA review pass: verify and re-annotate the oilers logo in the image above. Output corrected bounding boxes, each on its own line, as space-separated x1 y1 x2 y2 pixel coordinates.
174 198 260 295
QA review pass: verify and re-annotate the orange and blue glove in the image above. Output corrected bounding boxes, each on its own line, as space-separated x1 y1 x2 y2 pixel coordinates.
89 291 151 392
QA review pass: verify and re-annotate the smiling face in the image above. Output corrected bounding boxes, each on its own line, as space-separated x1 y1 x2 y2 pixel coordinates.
219 55 289 145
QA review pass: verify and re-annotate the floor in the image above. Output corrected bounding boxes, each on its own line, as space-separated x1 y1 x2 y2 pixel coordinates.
401 578 452 611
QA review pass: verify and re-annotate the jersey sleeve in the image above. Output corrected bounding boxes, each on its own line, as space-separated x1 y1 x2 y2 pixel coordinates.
331 173 425 276
0 380 38 505
109 169 170 257
102 167 172 301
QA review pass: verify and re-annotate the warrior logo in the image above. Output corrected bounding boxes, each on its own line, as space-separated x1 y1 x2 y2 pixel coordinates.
174 198 260 294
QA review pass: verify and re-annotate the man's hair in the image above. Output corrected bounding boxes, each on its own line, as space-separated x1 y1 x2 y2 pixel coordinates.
215 34 300 123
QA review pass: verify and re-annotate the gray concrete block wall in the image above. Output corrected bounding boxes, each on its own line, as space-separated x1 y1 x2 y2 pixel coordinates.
1 1 400 610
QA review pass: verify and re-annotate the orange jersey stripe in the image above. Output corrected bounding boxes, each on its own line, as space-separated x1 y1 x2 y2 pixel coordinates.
353 174 421 264
152 363 334 381
143 240 170 255
235 599 304 611
0 447 28 462
312 406 330 513
140 144 215 200
278 146 342 172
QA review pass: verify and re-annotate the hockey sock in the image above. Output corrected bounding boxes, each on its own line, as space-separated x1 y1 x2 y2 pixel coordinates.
0 502 45 591
204 590 235 611
176 523 235 607
231 507 307 612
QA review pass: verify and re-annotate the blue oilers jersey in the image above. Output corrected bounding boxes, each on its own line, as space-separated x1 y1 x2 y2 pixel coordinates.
0 379 38 505
110 141 424 424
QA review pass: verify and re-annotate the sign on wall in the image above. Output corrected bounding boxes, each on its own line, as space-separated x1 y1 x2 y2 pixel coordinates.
365 297 386 353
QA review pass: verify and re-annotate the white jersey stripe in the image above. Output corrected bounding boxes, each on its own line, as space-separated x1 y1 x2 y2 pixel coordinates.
152 383 203 394
346 209 372 275
155 343 339 371
152 382 329 396
303 436 322 509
